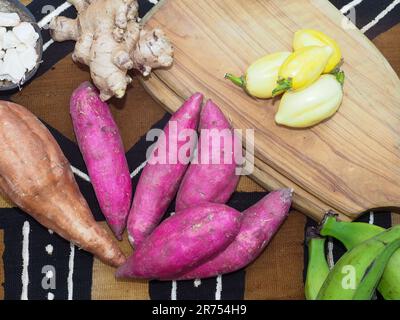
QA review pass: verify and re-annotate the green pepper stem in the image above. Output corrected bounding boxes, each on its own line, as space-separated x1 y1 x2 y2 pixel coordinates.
331 70 345 87
272 78 292 97
225 73 245 88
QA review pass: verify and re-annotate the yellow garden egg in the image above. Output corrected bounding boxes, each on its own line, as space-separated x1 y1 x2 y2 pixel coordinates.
293 29 342 73
275 74 344 128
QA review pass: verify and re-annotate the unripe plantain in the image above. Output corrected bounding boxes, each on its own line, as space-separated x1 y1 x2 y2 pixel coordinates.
317 225 400 300
320 212 400 300
305 227 330 300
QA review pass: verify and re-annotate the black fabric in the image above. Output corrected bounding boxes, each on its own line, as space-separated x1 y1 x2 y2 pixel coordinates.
0 208 93 300
331 0 400 38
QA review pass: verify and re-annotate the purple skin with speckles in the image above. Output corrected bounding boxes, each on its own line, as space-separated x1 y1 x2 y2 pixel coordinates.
175 100 241 212
70 82 132 240
116 203 242 279
127 93 203 247
168 189 293 280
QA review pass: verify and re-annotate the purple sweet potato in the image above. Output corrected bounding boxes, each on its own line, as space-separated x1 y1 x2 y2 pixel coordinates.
116 203 242 279
127 93 203 247
170 189 292 280
70 82 132 240
175 100 241 212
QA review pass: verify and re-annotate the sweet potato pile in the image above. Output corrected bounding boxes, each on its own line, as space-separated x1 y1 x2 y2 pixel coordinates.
0 87 292 277
116 93 293 280
0 0 294 280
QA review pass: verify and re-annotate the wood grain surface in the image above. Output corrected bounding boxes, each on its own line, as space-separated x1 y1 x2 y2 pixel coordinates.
142 0 400 221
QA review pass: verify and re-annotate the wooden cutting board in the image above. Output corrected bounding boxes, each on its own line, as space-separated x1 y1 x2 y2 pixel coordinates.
141 0 400 221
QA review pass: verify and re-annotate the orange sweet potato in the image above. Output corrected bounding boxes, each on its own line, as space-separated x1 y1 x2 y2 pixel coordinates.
0 101 125 267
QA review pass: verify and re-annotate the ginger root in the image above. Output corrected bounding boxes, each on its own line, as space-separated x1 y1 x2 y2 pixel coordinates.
50 0 173 101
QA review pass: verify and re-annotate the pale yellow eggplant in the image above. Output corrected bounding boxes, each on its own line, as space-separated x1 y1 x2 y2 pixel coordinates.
275 74 344 128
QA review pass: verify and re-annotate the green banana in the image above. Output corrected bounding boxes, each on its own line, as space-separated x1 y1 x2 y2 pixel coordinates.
320 212 400 300
305 227 330 300
317 225 400 300
352 239 400 300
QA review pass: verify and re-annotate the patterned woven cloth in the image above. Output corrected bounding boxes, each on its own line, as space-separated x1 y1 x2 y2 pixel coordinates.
0 0 398 300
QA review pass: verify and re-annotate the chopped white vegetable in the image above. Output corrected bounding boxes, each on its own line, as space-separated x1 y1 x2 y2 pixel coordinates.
0 16 39 85
0 74 13 82
3 30 20 49
0 48 26 83
17 45 38 72
0 12 20 27
0 27 6 50
16 43 27 53
13 22 39 47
